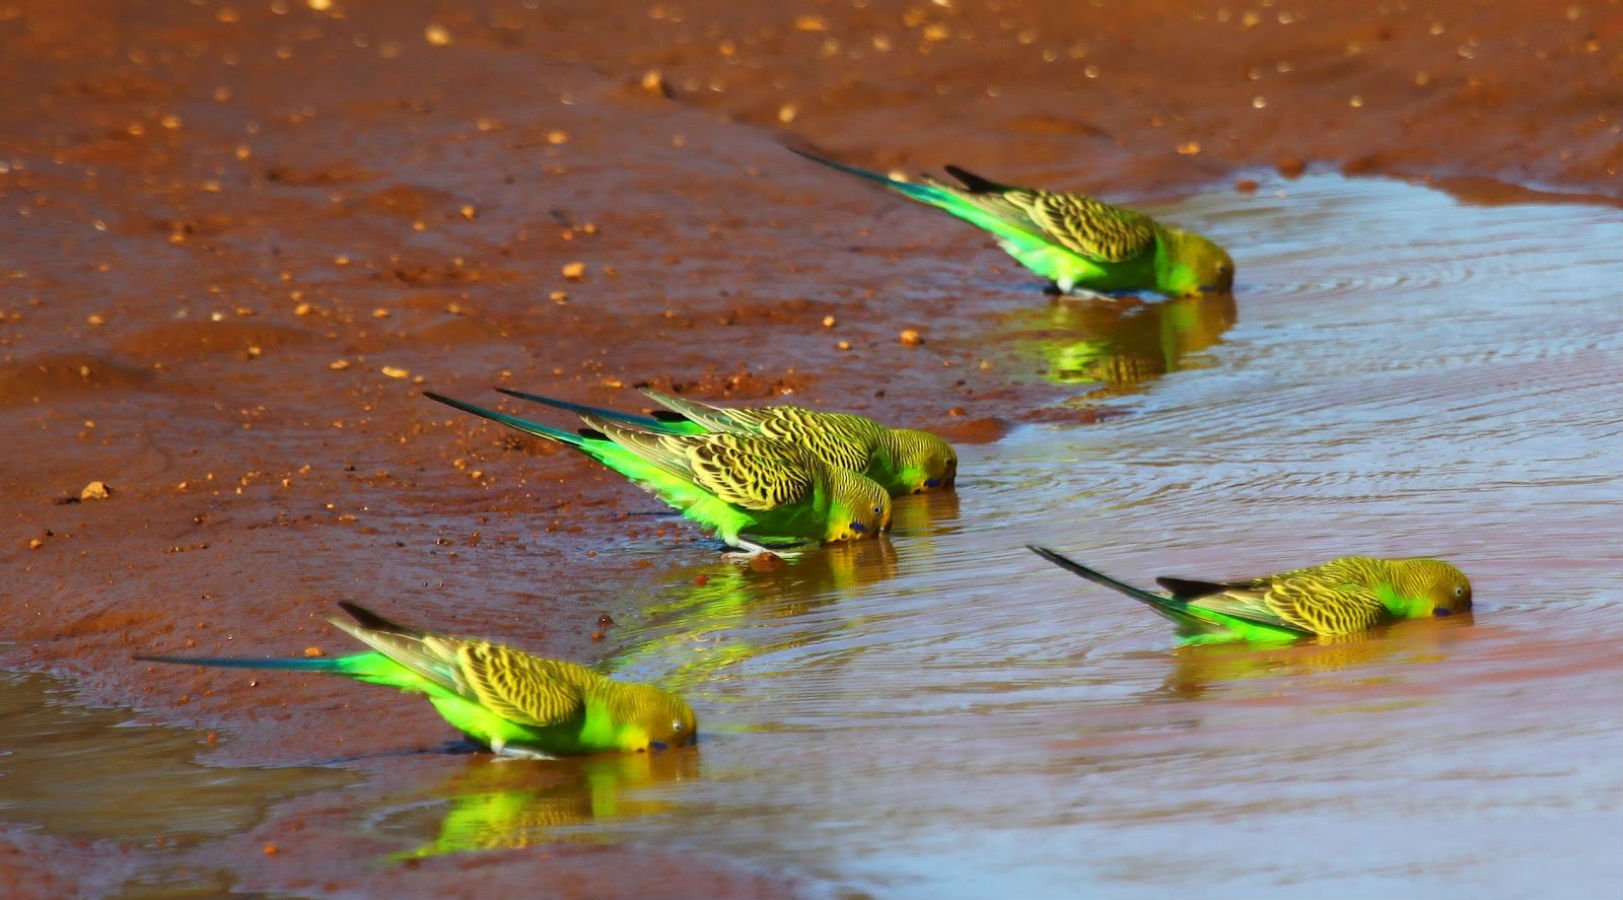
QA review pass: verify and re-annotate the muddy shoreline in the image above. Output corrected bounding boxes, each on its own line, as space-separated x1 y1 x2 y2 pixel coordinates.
1 0 1618 894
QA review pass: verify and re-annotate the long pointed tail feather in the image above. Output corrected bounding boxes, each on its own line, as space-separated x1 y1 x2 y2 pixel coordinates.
423 391 587 447
495 387 677 432
1027 546 1173 607
1028 546 1305 642
136 653 364 673
788 146 955 208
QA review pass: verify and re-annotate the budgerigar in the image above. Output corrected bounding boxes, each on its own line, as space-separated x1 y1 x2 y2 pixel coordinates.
793 148 1234 298
493 385 957 496
1028 546 1472 644
138 603 696 758
425 392 891 556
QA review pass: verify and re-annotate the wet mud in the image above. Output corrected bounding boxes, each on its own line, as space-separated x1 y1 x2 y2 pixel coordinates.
2 0 1620 896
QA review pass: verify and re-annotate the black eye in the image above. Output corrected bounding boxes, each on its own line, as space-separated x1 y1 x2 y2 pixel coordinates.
672 721 684 732
1453 586 1466 599
873 505 883 515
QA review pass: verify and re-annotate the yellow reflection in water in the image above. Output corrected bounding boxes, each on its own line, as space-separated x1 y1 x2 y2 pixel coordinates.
1019 292 1238 396
1158 614 1473 699
393 749 698 860
610 491 959 692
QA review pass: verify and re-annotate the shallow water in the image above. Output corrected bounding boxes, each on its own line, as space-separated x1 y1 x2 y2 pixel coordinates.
0 670 357 895
5 174 1619 897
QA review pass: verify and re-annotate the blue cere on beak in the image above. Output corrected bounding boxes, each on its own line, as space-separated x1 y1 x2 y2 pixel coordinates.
850 521 868 534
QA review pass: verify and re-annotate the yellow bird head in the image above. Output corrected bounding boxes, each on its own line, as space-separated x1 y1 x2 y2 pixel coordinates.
1389 558 1474 618
826 469 892 542
614 683 699 753
887 428 959 494
1160 228 1235 296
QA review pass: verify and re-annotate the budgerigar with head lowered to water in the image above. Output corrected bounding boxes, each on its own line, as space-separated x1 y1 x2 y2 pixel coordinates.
794 148 1234 299
426 392 891 557
1030 547 1472 644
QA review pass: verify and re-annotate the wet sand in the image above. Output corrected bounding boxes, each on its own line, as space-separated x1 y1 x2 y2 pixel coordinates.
2 0 1620 895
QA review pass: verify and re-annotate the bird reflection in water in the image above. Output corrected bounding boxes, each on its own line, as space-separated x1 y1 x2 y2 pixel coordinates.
1157 612 1475 700
606 491 959 693
391 750 698 860
1017 291 1238 398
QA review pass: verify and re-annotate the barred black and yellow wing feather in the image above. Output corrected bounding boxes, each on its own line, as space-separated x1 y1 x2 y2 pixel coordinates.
684 434 818 509
641 389 880 476
1166 558 1393 637
929 165 1159 264
1013 191 1158 263
584 417 816 511
457 642 596 728
750 409 879 474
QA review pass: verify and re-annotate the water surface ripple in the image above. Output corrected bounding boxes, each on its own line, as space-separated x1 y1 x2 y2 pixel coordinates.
592 174 1622 898
7 175 1617 898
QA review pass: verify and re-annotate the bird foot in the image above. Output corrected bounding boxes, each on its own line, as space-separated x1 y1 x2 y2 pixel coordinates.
1062 287 1127 302
489 739 556 761
722 540 800 563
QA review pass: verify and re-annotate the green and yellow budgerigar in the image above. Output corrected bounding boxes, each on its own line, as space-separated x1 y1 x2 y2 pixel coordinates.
1028 546 1472 644
492 385 957 496
793 148 1234 298
425 392 891 556
138 603 696 758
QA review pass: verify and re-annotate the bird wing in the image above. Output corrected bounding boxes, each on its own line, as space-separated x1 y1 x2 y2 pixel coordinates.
1015 191 1159 263
1255 568 1389 636
935 165 1158 263
640 388 751 432
589 419 816 511
645 390 879 476
750 408 879 474
456 641 594 728
684 433 818 510
1179 586 1300 630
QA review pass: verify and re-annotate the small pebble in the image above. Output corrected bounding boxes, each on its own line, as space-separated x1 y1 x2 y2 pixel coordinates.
899 328 923 346
748 552 784 572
